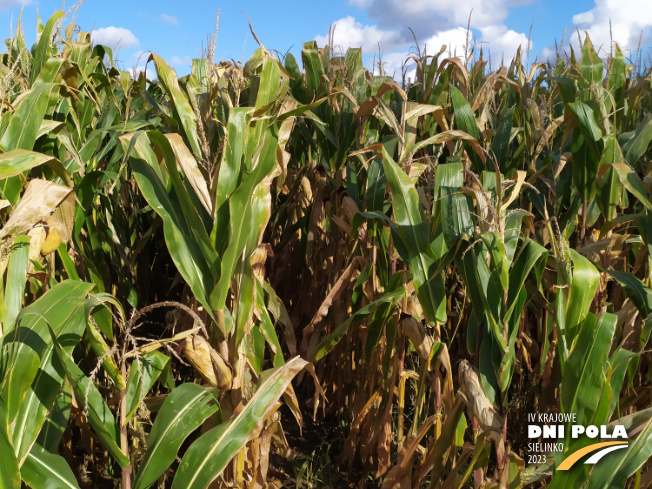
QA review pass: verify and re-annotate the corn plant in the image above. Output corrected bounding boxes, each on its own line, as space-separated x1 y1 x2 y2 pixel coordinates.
0 8 651 489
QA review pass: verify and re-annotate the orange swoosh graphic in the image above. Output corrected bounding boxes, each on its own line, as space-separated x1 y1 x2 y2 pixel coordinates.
557 441 628 470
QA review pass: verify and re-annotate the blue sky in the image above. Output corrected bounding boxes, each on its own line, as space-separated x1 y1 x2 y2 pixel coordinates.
0 0 650 78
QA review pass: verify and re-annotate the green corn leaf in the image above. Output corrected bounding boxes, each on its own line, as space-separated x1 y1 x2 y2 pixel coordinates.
233 263 256 350
150 54 203 158
132 384 219 489
30 11 64 85
50 328 129 468
212 107 254 249
365 303 393 362
124 351 169 424
609 162 652 211
403 129 485 166
147 132 218 270
480 232 509 292
0 281 92 424
597 134 625 220
2 236 30 333
578 33 603 89
125 134 215 322
365 157 387 213
165 133 212 215
36 382 72 453
491 106 515 173
568 104 602 201
13 300 88 460
0 82 58 152
457 241 506 353
606 348 636 419
0 150 68 183
435 161 474 247
451 86 484 171
21 447 81 489
608 44 626 92
586 415 652 489
302 42 326 98
561 312 616 427
620 114 652 169
603 269 652 317
505 238 548 323
255 284 285 368
171 357 310 489
13 345 65 460
0 407 19 489
564 250 600 347
382 147 446 324
210 132 278 312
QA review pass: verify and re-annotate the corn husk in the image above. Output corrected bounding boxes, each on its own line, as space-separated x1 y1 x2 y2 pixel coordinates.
182 334 232 390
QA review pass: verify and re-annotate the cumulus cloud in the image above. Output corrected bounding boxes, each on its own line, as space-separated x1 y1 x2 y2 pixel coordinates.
421 27 470 58
478 25 531 61
571 0 652 56
315 0 533 75
160 13 178 25
364 0 530 40
314 16 404 53
91 27 139 50
538 45 558 63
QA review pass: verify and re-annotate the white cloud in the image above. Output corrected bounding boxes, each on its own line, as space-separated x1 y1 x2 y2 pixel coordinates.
314 0 534 80
160 13 178 25
539 45 558 63
571 0 652 57
314 16 404 53
91 27 139 50
479 25 531 61
363 0 531 40
422 27 470 58
171 55 192 66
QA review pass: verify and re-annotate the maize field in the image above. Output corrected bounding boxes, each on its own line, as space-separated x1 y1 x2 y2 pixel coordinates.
0 8 650 489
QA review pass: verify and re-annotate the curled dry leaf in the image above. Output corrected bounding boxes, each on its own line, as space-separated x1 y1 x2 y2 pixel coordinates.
165 133 213 215
182 334 233 390
339 195 360 225
400 316 434 361
0 179 74 273
301 255 367 356
404 282 424 320
250 243 273 281
380 415 437 489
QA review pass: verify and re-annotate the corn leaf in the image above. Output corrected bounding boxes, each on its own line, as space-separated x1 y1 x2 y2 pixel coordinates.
132 383 219 489
21 448 80 489
586 416 652 489
171 357 309 489
124 351 169 424
561 312 616 427
382 147 446 324
50 327 129 468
